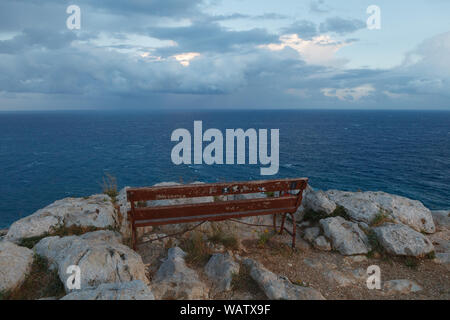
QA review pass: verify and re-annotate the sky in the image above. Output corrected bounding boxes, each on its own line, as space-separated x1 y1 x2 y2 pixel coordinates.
0 0 449 110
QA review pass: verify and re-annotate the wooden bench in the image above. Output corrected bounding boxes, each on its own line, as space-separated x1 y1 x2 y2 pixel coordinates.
127 178 308 250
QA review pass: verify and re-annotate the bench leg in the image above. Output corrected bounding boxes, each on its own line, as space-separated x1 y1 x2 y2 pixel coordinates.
290 212 296 249
279 213 287 235
131 222 137 251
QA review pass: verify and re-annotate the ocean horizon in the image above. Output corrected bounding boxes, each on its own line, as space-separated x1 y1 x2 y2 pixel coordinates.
1 109 449 228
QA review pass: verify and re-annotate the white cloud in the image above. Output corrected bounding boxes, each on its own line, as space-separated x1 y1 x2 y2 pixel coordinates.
261 34 349 66
171 52 201 66
321 84 375 101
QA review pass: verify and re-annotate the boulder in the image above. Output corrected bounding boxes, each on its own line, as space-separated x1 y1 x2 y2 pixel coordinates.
383 279 422 295
303 227 320 243
117 187 132 239
303 186 336 214
320 216 371 255
34 230 148 292
325 270 356 287
61 280 154 300
343 255 368 265
434 252 450 264
326 190 435 234
313 236 331 251
204 253 240 292
0 241 34 292
152 247 208 300
243 258 325 300
374 223 434 257
432 211 450 230
5 194 118 243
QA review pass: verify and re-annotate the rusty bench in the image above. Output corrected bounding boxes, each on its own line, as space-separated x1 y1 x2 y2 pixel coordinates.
127 178 308 250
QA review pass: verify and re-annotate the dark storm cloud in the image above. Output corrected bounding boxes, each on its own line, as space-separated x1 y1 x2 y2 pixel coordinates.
0 0 449 110
147 22 278 53
0 29 77 54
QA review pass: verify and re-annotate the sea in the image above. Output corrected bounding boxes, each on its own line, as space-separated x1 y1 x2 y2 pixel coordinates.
0 109 449 228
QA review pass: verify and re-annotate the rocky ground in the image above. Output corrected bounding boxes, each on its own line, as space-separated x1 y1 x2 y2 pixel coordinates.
0 182 449 300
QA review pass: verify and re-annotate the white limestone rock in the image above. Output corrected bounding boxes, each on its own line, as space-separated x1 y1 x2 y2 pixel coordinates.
0 241 34 292
204 253 240 292
383 279 422 295
325 190 435 234
303 186 336 215
432 210 450 230
61 280 154 300
5 194 118 243
373 223 434 257
34 230 148 292
152 247 209 300
303 227 320 243
320 216 371 255
313 236 332 251
243 258 325 300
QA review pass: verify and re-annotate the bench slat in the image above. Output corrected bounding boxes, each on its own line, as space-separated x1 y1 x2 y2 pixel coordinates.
131 196 298 221
127 178 308 201
134 207 294 227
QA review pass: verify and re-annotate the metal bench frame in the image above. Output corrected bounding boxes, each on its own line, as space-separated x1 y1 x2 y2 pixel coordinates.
127 178 308 250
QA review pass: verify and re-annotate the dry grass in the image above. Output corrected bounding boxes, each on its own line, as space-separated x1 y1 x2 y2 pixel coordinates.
370 210 394 228
18 225 113 249
207 224 239 250
181 231 212 267
102 173 118 202
1 255 65 300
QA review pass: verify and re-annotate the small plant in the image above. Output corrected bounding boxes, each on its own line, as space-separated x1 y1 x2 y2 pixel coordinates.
257 229 273 247
425 251 436 260
370 210 393 228
332 205 351 220
102 173 118 202
293 279 308 287
367 229 385 258
19 234 50 249
404 257 420 269
208 224 239 250
302 205 350 223
181 231 211 267
2 254 65 300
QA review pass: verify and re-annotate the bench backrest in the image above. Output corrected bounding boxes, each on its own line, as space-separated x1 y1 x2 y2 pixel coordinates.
127 178 308 227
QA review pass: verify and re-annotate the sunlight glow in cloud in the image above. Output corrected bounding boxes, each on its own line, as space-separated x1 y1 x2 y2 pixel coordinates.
262 34 349 66
172 52 201 66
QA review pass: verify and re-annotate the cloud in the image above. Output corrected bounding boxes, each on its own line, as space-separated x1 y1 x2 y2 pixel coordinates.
172 52 201 66
282 20 318 39
147 21 278 54
310 0 331 14
321 84 375 101
261 34 351 66
319 17 366 34
0 1 449 110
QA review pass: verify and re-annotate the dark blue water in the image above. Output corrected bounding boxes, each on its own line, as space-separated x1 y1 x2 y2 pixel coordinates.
0 110 449 228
